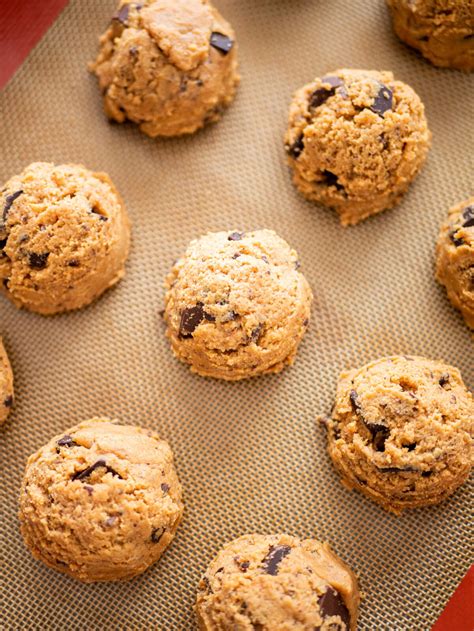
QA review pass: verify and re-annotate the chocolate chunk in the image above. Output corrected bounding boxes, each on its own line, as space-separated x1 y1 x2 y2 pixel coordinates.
68 259 80 267
365 422 390 452
4 395 13 408
179 303 205 338
449 230 464 247
377 465 417 473
240 561 250 572
403 443 417 451
349 390 361 414
84 485 94 496
2 190 23 224
0 239 7 251
287 135 304 159
151 527 164 543
461 205 474 228
228 232 244 241
322 170 344 192
317 586 350 628
262 544 291 575
370 84 393 117
421 470 433 478
161 482 170 494
210 32 234 55
251 323 263 342
57 435 77 448
202 576 212 594
114 3 131 24
91 207 108 221
28 252 49 269
309 76 344 109
71 459 122 481
439 373 450 387
232 252 241 259
204 312 216 322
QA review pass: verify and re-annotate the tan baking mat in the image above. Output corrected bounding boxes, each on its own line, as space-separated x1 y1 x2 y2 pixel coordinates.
1 0 473 629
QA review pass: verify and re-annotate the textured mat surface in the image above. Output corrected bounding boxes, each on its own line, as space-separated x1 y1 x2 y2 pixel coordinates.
0 1 473 629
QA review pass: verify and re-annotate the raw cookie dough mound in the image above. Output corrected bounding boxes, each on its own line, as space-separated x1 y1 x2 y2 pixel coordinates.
0 162 130 315
19 419 183 582
386 0 474 72
285 69 431 226
90 0 239 137
324 356 474 514
0 338 14 425
436 197 474 329
196 533 359 631
164 230 313 380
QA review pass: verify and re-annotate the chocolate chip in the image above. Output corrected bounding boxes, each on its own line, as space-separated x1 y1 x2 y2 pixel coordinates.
2 190 23 224
71 459 122 481
251 323 263 342
228 232 244 241
377 465 417 473
262 544 291 575
261 256 269 264
91 207 108 221
161 483 170 494
204 312 216 322
421 470 433 477
349 390 361 414
370 84 393 117
84 485 94 496
309 76 344 109
0 239 7 251
179 303 205 338
151 527 164 543
114 3 131 24
439 373 450 387
232 252 241 259
322 170 344 192
68 259 80 267
461 205 474 228
202 576 213 594
450 230 464 247
57 435 77 448
28 252 49 269
210 32 234 55
4 395 13 408
404 443 417 451
295 260 301 270
365 422 390 452
287 135 304 159
240 561 250 572
317 586 350 629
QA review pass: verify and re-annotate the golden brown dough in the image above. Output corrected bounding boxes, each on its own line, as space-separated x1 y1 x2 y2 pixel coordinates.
0 338 14 425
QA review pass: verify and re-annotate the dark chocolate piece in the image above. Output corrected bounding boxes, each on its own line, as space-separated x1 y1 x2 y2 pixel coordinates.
404 443 417 452
322 170 344 191
370 84 393 117
251 323 263 342
317 586 350 629
262 544 291 575
349 390 361 414
2 190 23 224
365 422 390 451
228 232 244 241
68 259 80 267
179 303 205 337
151 527 164 543
309 76 344 109
71 459 122 481
439 373 450 387
4 395 13 408
28 252 49 270
0 239 7 251
161 482 170 494
449 230 464 247
287 135 304 159
210 32 234 55
57 435 77 448
462 205 474 228
91 207 108 221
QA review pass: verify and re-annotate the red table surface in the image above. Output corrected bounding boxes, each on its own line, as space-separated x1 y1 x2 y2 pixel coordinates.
0 1 472 629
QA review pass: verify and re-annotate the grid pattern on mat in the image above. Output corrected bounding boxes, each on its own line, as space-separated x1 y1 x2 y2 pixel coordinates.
0 0 472 629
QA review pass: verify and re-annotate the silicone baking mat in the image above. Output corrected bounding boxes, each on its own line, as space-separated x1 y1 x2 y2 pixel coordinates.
0 1 473 629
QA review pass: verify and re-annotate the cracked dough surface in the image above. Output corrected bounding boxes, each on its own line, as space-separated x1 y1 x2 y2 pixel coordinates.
196 533 359 631
324 356 474 514
164 229 313 380
90 0 239 137
386 0 474 72
285 69 431 226
19 418 183 583
0 338 14 425
0 162 130 315
436 196 474 329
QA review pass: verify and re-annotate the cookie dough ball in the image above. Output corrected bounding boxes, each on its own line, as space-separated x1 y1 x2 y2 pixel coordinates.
0 339 14 425
324 356 474 514
285 69 431 226
196 533 359 631
19 419 183 582
90 0 239 137
0 162 130 315
164 230 313 380
387 0 474 72
436 197 474 329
